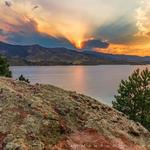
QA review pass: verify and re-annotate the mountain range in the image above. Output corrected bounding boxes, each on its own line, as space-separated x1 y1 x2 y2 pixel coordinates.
0 41 150 65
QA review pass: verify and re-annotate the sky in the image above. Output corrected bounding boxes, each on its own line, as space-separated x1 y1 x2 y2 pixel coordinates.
0 0 150 56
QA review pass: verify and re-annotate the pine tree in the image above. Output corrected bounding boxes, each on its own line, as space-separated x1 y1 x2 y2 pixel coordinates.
113 68 150 131
0 55 12 77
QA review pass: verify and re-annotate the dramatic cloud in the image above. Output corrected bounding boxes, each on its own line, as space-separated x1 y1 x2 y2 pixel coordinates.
95 17 138 44
0 18 74 48
82 39 109 50
0 0 150 55
95 44 150 56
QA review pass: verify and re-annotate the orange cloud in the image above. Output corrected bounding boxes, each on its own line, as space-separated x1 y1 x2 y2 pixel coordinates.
0 0 150 56
95 44 150 56
0 1 92 48
34 14 92 49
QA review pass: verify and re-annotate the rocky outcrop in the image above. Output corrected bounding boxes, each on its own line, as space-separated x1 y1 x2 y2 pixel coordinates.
0 77 150 150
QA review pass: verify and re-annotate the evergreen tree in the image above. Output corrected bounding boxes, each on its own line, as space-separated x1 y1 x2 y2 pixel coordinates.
113 68 150 131
0 55 12 77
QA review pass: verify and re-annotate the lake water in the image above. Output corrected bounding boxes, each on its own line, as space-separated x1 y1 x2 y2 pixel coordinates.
10 65 150 105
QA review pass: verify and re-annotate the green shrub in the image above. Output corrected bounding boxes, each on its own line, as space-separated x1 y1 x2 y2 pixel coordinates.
18 74 30 83
113 68 150 131
0 55 12 77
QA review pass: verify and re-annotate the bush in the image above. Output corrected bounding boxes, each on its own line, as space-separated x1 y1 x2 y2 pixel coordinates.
0 55 12 77
113 68 150 131
18 74 30 83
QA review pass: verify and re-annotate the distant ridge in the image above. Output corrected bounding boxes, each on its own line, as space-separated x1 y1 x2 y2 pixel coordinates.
0 41 150 65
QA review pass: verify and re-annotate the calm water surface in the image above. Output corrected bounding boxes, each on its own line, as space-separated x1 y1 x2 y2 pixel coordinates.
10 65 150 105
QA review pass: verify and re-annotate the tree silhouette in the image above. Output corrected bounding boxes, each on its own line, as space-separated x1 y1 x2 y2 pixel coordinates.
18 74 30 83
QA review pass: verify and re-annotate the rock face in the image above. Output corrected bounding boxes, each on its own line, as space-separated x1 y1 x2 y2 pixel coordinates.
0 77 150 150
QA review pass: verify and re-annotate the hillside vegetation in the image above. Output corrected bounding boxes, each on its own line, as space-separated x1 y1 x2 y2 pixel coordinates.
0 78 150 149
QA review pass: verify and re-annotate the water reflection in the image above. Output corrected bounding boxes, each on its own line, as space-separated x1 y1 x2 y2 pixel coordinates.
11 65 150 105
71 66 87 92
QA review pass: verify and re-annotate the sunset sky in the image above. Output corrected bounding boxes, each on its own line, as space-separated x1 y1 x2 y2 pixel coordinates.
0 0 150 56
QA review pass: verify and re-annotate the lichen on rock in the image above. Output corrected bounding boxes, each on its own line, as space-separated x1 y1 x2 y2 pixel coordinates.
0 77 150 150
